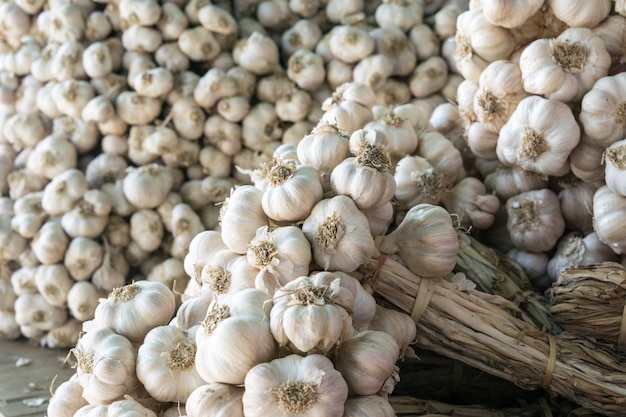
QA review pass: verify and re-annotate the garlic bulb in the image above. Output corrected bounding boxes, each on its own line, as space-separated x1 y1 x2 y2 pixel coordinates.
86 280 176 344
270 274 354 354
480 0 544 28
233 31 280 75
483 164 548 201
519 27 611 103
218 185 269 254
546 231 618 282
593 185 626 255
243 353 348 417
473 59 528 134
183 230 228 284
136 325 205 403
123 164 175 209
261 158 323 222
375 0 423 31
605 139 626 197
579 72 626 149
14 292 68 335
416 130 465 185
507 248 550 290
302 195 376 272
35 264 73 308
296 122 349 191
496 95 580 177
248 225 312 294
31 220 69 265
47 375 89 417
394 154 445 208
64 237 103 281
557 175 597 235
195 288 277 385
548 0 611 28
440 177 501 230
186 383 244 417
67 281 101 322
343 395 396 417
367 304 417 356
454 8 516 82
200 250 257 298
505 188 565 253
71 327 139 404
334 330 400 396
26 134 78 180
330 136 396 210
61 189 112 238
377 203 459 278
73 398 158 417
171 289 213 330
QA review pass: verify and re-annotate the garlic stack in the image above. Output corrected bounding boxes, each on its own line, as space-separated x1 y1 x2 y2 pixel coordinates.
451 1 626 289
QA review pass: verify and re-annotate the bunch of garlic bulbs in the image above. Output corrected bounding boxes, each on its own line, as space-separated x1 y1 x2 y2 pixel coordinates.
452 0 626 290
0 0 476 347
46 72 504 416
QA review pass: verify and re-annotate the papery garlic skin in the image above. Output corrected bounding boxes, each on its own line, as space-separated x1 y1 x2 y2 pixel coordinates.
86 280 176 344
507 248 551 290
243 354 348 417
579 72 626 149
71 327 139 405
261 159 324 222
248 225 312 294
186 383 244 417
394 155 445 208
334 330 400 396
546 231 618 282
593 185 626 255
136 325 205 403
548 0 611 28
603 138 626 197
195 289 277 385
505 188 565 253
377 204 459 278
219 185 269 254
496 96 580 177
481 0 544 28
440 176 500 230
47 375 89 417
473 59 528 134
454 8 516 82
302 195 376 272
270 274 354 354
519 28 611 103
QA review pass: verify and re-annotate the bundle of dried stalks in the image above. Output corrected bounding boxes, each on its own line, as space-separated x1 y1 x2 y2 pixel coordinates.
547 262 626 346
363 255 626 416
451 231 560 334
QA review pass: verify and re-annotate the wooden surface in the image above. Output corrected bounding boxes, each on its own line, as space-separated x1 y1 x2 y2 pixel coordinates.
0 339 74 417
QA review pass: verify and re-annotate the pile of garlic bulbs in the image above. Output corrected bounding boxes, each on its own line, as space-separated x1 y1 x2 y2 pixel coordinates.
0 0 473 346
46 78 486 416
451 0 626 290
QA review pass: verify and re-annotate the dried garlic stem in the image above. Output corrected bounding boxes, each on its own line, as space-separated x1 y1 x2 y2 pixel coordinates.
271 380 318 414
167 342 196 371
551 41 589 73
518 127 547 161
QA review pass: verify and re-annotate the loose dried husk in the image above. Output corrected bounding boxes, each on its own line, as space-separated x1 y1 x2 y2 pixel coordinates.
365 255 626 416
547 262 626 346
451 231 561 334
